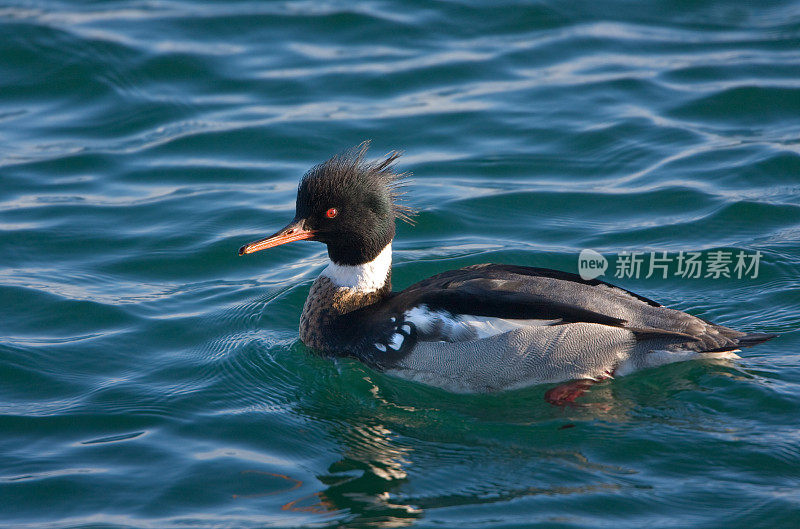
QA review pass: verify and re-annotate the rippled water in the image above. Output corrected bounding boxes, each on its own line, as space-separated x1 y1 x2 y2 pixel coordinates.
2 1 800 527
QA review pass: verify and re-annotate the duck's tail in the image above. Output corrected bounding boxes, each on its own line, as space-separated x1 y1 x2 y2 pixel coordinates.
735 332 778 348
698 331 777 354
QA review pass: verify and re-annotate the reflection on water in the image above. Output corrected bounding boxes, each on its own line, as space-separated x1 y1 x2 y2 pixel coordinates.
211 356 771 526
282 375 650 527
312 420 420 525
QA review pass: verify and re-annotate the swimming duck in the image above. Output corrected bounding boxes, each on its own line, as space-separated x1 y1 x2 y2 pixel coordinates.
239 143 775 403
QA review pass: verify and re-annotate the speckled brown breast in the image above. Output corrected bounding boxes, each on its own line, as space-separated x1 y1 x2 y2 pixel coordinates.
299 274 391 352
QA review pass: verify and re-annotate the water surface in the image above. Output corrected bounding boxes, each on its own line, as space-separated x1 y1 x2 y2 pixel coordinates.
2 1 800 527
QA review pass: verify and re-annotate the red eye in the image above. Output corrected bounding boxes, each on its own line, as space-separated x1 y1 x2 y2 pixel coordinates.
326 208 338 219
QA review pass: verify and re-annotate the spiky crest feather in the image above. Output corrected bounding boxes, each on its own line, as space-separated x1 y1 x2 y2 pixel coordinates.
304 141 416 225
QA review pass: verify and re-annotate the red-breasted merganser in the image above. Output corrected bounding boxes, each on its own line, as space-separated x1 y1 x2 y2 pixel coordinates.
239 143 775 404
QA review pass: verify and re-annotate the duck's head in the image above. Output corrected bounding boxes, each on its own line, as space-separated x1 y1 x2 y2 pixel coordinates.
239 142 414 266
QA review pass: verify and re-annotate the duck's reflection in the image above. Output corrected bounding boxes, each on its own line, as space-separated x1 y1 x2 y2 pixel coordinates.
272 367 646 526
290 421 420 526
264 374 422 526
233 420 417 525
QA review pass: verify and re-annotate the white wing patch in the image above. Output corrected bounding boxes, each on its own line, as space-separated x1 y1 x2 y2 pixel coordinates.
373 327 411 354
404 304 558 342
388 333 405 349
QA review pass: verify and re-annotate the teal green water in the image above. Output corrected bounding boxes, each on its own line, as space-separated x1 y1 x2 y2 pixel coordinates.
2 1 800 527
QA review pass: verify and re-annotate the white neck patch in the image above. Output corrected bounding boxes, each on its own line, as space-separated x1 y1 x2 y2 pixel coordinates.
321 243 393 292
